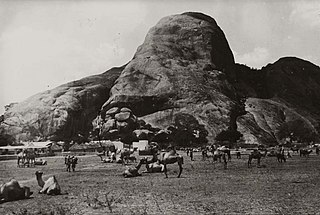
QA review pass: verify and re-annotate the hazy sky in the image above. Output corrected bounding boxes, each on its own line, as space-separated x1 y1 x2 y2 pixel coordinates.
1 0 320 114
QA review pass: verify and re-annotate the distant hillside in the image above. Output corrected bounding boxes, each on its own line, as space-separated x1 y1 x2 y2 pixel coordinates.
234 58 320 145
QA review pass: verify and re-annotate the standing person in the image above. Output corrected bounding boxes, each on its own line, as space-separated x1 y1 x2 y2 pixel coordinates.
279 145 285 156
236 151 241 159
111 152 116 162
65 155 71 172
190 148 194 161
202 148 207 161
186 148 189 156
71 156 78 172
222 153 227 169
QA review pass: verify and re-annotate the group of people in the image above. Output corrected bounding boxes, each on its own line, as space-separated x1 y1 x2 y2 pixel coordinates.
186 148 194 160
97 149 123 163
17 149 36 167
64 155 78 172
186 145 232 161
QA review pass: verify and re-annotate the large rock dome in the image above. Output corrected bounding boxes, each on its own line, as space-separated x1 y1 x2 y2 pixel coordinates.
101 12 238 140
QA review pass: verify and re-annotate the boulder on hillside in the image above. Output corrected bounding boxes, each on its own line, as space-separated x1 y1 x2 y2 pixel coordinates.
133 129 154 140
105 107 120 117
97 107 139 141
120 107 132 113
115 112 131 122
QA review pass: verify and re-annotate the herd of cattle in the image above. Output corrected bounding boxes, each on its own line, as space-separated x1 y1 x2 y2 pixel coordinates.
0 145 318 203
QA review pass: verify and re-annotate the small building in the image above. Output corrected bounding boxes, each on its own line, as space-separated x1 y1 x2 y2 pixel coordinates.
112 141 124 150
133 140 148 151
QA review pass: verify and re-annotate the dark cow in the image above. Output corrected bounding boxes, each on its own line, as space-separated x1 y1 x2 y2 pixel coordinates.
300 149 312 157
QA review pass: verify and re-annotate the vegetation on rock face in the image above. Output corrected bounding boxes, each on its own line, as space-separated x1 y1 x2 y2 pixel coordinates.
277 119 318 144
215 130 243 146
0 130 15 146
166 113 208 147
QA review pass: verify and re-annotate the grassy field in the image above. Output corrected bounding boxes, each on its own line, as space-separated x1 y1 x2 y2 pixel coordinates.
1 151 320 215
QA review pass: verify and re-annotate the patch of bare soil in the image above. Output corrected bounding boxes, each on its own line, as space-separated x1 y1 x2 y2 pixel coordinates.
1 152 320 214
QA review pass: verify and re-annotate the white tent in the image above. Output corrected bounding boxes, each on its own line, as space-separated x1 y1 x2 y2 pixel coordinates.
21 141 52 149
0 141 51 150
112 141 124 150
133 140 148 150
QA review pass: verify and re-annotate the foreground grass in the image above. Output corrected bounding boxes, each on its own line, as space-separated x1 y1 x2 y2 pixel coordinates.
1 152 320 214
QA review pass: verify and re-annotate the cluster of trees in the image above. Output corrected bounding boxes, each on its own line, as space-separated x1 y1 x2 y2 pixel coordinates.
278 119 319 145
91 110 210 149
0 132 15 147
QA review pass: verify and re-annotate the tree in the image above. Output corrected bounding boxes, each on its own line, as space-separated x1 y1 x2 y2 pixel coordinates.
215 129 243 147
0 132 15 146
170 113 208 147
0 118 15 146
278 119 318 143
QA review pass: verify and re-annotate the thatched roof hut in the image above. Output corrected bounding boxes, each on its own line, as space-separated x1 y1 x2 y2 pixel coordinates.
49 142 63 152
69 143 88 151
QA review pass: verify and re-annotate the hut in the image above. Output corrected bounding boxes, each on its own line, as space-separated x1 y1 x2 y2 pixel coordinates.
49 142 63 152
87 140 121 152
69 143 88 152
133 140 148 151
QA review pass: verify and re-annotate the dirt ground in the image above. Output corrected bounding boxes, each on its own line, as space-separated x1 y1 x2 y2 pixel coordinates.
1 151 320 215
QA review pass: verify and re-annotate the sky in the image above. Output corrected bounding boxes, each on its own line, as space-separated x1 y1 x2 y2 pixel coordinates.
0 0 320 114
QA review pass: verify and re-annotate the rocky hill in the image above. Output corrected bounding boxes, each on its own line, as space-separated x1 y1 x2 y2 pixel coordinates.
101 12 239 142
1 66 125 143
234 57 320 145
1 12 320 146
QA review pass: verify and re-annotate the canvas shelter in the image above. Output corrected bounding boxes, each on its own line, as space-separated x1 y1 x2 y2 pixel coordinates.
22 141 52 149
112 141 124 150
133 140 148 150
0 141 51 150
